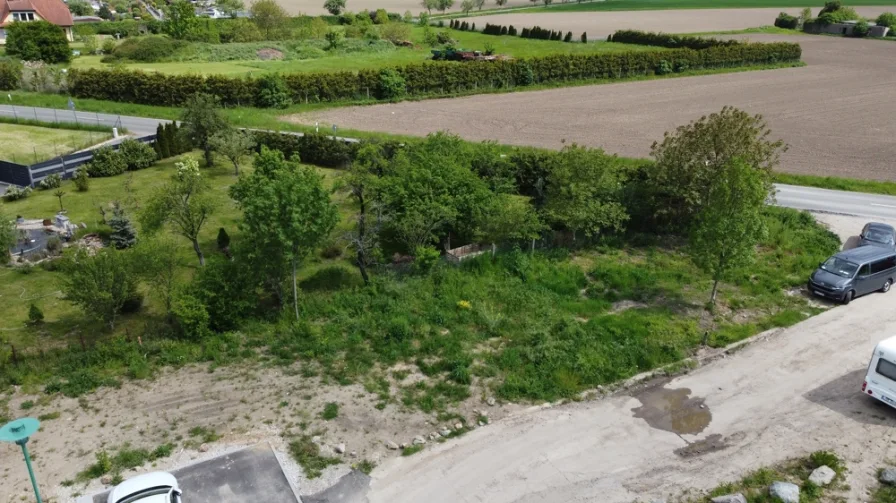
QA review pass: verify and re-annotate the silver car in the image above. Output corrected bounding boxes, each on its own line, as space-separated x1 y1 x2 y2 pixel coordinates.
860 222 896 249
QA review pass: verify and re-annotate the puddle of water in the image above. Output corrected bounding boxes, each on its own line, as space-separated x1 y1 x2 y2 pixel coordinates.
674 433 727 458
631 385 712 435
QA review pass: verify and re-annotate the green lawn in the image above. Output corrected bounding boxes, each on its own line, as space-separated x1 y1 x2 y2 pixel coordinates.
0 124 111 164
527 0 896 13
68 27 656 77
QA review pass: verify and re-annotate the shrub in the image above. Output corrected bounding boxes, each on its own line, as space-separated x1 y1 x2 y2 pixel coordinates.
101 38 116 54
852 19 870 37
109 207 137 249
381 21 411 43
774 12 799 29
46 235 61 253
73 167 90 192
117 139 157 171
85 147 127 177
109 35 183 62
413 245 441 273
28 303 44 324
876 12 896 29
655 60 673 75
4 186 32 201
170 290 211 340
6 21 71 63
38 173 62 190
216 228 230 251
255 73 293 109
0 60 22 91
581 32 587 43
377 68 406 99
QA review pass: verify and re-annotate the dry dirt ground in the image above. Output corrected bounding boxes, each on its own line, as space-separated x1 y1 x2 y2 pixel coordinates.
362 212 896 503
292 34 896 181
463 6 896 38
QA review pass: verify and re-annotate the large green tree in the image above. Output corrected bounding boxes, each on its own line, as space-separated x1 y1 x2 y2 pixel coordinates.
0 214 16 264
249 0 289 39
543 144 629 241
323 0 346 15
68 0 93 15
648 106 786 228
230 147 338 319
208 128 256 176
481 194 545 254
179 93 230 167
345 144 387 285
689 157 770 306
164 0 199 39
61 248 139 330
5 21 71 64
140 157 216 266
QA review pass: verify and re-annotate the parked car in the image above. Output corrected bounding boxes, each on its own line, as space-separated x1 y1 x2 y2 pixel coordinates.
863 335 896 410
808 246 896 304
860 222 896 249
107 472 182 503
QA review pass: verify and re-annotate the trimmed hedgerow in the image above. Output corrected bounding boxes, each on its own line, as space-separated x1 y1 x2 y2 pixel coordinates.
68 41 800 108
609 30 741 49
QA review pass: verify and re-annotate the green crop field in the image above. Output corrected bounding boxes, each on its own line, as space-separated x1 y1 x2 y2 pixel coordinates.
527 0 896 13
68 27 656 76
0 124 111 164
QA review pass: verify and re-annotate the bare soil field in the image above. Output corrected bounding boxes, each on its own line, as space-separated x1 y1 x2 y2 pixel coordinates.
293 34 896 181
0 361 521 502
461 6 896 38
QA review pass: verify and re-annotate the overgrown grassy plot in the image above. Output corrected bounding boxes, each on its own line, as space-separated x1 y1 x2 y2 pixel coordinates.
529 0 894 13
0 123 111 164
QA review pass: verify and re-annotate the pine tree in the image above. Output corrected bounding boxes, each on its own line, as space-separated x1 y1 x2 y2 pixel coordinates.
581 32 588 43
216 227 231 251
109 204 138 249
564 31 572 42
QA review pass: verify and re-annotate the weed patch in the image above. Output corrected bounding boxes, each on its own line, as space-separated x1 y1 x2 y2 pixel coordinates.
288 436 340 479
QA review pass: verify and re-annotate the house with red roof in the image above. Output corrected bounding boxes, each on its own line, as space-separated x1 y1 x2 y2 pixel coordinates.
0 0 74 44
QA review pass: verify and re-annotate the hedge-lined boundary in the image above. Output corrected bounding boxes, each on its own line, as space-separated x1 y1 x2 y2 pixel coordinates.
68 41 801 108
609 30 741 49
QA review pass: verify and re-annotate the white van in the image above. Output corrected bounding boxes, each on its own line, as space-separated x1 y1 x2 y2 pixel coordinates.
863 336 896 409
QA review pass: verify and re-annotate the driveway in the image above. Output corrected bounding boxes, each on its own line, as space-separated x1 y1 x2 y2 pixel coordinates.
365 215 896 503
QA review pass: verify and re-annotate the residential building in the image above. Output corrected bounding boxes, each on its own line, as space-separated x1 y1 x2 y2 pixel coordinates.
0 0 75 44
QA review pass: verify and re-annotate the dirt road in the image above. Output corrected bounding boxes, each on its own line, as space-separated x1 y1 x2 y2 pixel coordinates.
293 34 896 181
364 216 896 503
464 6 896 38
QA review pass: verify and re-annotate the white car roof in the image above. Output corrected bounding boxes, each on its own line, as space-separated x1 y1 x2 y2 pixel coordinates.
108 472 178 503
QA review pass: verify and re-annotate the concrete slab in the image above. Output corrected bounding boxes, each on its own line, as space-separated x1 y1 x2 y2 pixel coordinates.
85 443 299 503
303 470 370 503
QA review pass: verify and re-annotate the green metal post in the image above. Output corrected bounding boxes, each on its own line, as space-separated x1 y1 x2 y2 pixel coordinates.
17 439 42 503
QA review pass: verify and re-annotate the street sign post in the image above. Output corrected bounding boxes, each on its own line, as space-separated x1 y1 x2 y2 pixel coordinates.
0 418 43 503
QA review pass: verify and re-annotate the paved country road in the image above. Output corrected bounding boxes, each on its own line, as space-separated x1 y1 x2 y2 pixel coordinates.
365 216 896 503
0 105 168 136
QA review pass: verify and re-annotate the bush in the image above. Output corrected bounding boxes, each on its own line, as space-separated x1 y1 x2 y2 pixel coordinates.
4 185 32 201
38 173 62 190
377 68 406 99
852 19 870 37
255 73 293 109
5 21 71 63
611 29 739 49
170 291 211 341
109 35 184 62
0 60 22 90
251 131 359 168
85 147 127 177
655 60 673 75
117 139 157 171
73 167 90 192
28 304 44 324
381 21 411 43
581 32 587 43
46 235 62 253
413 245 441 273
876 12 896 29
774 12 799 29
101 38 116 54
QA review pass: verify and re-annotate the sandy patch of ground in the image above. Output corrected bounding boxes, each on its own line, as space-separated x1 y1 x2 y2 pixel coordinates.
462 7 896 38
292 34 896 181
0 362 521 502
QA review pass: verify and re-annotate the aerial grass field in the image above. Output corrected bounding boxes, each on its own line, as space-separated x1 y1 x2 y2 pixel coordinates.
68 27 656 76
0 124 111 164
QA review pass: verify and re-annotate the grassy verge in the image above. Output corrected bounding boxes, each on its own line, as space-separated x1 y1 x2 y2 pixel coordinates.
0 123 112 164
775 172 896 196
526 0 896 13
689 450 845 502
874 470 896 503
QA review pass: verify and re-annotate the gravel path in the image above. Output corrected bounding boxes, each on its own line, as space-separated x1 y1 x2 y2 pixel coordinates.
292 34 896 181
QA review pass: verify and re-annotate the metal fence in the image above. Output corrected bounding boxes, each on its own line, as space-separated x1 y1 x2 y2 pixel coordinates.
0 134 157 187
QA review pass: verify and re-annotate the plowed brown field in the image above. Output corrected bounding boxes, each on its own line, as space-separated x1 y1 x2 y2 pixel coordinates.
291 35 896 181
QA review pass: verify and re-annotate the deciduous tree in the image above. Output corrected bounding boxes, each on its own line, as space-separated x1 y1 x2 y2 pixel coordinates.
481 194 545 254
61 248 139 330
250 0 289 39
68 0 93 15
164 0 199 39
436 0 454 12
134 236 182 313
230 147 338 319
179 93 230 167
140 157 216 266
5 21 71 64
0 214 15 264
323 0 346 15
689 158 769 306
461 0 474 13
648 106 785 229
345 144 387 285
215 0 244 16
208 128 256 175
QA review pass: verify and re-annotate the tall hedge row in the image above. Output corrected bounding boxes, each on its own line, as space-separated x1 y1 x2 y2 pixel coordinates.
250 131 361 168
609 30 741 49
68 41 801 108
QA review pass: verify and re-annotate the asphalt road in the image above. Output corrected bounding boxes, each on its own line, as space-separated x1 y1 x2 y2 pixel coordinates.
0 105 169 136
